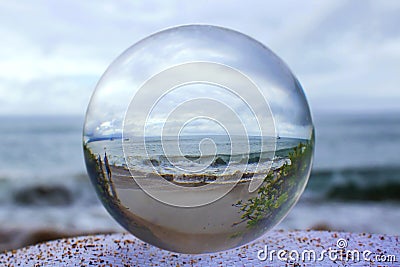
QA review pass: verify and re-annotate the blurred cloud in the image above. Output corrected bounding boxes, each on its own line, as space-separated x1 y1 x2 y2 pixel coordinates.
0 0 399 115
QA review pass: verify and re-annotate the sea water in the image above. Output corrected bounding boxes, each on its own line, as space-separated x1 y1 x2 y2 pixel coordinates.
0 113 399 247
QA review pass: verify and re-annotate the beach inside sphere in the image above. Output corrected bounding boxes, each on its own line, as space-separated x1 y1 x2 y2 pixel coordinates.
86 135 304 180
84 135 313 253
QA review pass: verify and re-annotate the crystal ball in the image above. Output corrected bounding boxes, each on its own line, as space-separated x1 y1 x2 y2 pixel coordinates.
83 25 314 253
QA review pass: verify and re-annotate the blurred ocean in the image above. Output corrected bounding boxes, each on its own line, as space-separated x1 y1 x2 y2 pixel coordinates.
0 116 124 243
0 113 399 249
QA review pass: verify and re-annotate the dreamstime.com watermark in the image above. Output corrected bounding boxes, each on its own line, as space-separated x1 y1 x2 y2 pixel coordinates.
257 238 397 264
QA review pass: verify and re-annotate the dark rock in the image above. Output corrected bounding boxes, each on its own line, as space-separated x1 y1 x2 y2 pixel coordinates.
150 159 160 166
212 157 226 167
13 185 73 206
161 174 174 182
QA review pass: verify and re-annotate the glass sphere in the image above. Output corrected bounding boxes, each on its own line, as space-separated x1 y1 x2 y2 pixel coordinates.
83 25 314 254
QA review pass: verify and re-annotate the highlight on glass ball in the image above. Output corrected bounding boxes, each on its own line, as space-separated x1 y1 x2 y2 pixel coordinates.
83 25 314 254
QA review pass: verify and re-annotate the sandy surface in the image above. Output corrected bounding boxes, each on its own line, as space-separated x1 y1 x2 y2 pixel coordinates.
1 230 398 266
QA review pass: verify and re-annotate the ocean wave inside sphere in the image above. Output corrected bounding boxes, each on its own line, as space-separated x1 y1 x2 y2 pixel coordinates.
83 25 314 253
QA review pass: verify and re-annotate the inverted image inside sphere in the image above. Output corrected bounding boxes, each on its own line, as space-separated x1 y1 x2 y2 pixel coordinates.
83 25 314 253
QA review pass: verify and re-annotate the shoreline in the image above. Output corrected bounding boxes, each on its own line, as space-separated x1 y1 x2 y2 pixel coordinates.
109 164 270 187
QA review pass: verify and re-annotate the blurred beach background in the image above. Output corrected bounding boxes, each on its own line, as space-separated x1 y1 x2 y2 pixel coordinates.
1 1 399 251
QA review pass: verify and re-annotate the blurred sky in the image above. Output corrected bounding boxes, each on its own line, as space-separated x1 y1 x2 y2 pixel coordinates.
0 0 399 116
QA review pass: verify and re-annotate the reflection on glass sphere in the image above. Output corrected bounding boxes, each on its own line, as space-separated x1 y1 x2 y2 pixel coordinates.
83 25 314 254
